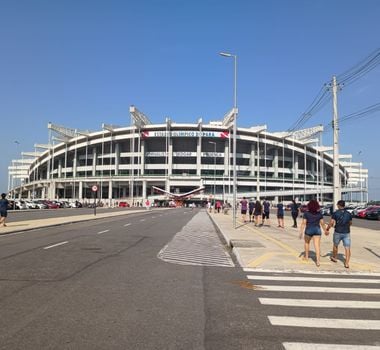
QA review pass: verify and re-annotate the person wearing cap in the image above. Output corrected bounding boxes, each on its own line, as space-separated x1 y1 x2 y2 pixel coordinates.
325 200 352 268
0 193 9 227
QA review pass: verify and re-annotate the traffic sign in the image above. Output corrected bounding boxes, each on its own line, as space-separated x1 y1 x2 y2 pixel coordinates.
92 185 98 192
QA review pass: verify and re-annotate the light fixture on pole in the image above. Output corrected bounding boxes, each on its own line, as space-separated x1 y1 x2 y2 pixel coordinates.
208 141 216 205
219 51 238 229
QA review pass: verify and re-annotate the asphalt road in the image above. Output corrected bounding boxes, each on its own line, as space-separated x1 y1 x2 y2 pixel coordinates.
6 207 145 222
0 209 379 349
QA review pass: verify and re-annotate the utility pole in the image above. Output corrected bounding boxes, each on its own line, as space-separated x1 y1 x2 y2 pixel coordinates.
332 76 341 208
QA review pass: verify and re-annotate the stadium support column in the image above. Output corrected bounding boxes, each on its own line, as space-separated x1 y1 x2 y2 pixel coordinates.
58 159 62 178
332 75 341 208
143 180 147 201
168 138 173 176
250 145 255 176
92 147 97 177
108 180 112 206
274 149 279 177
196 133 201 176
141 139 145 175
79 181 83 200
115 143 120 176
224 140 229 176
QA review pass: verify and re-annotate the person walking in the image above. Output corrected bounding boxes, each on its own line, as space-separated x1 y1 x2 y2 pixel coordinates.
240 197 248 222
262 199 271 226
0 193 9 227
215 200 221 213
253 200 262 226
325 200 352 268
277 200 285 228
291 199 300 228
299 199 327 267
248 199 254 222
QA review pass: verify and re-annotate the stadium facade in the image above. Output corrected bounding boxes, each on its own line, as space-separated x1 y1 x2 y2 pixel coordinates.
8 106 368 205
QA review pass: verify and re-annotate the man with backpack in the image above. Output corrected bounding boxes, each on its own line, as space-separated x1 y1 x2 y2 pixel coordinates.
325 200 352 268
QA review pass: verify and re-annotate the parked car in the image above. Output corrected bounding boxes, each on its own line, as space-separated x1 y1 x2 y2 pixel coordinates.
118 201 130 208
69 201 82 208
24 200 39 209
32 200 48 209
366 208 380 220
321 205 333 216
14 200 28 210
353 206 366 217
357 206 380 218
43 200 60 209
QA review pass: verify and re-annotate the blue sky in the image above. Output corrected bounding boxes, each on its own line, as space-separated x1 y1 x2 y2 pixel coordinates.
1 0 379 199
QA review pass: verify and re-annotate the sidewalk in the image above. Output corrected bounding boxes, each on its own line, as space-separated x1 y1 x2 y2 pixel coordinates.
209 211 380 273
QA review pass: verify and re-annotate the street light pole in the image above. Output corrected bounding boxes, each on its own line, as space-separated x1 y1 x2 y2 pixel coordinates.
13 141 20 210
208 141 216 205
220 51 237 229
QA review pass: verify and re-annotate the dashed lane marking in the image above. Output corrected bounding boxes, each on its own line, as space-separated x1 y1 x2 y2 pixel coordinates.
124 223 131 227
43 241 68 250
97 230 110 234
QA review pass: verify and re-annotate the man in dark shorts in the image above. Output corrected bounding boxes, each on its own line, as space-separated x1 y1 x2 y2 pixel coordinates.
326 200 352 268
240 197 248 223
262 199 271 226
0 193 9 227
248 199 254 222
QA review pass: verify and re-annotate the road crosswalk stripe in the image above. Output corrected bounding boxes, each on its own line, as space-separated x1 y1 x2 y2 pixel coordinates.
254 285 380 294
248 275 380 284
243 267 380 276
158 211 234 267
269 316 380 330
259 298 380 309
283 342 380 349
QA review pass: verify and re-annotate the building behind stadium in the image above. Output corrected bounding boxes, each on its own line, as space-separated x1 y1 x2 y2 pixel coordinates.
8 106 368 206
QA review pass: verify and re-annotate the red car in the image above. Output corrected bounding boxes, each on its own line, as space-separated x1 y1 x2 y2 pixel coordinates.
357 206 380 218
43 200 60 209
118 201 130 208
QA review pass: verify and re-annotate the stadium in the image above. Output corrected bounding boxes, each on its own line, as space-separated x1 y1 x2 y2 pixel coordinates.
8 106 368 206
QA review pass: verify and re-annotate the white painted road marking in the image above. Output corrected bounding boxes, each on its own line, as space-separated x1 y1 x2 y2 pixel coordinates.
269 316 380 330
97 230 110 234
140 219 145 222
248 275 380 284
43 241 68 250
254 284 380 294
283 343 380 350
124 223 131 227
243 268 380 277
259 298 380 309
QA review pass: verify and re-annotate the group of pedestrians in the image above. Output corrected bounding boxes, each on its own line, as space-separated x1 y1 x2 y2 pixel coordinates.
239 196 352 268
240 197 271 226
299 199 352 268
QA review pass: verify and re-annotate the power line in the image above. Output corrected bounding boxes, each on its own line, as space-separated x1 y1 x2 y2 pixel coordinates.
288 48 380 132
323 101 380 133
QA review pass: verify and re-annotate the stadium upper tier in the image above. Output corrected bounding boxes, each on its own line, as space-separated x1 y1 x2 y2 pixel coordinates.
8 106 368 204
